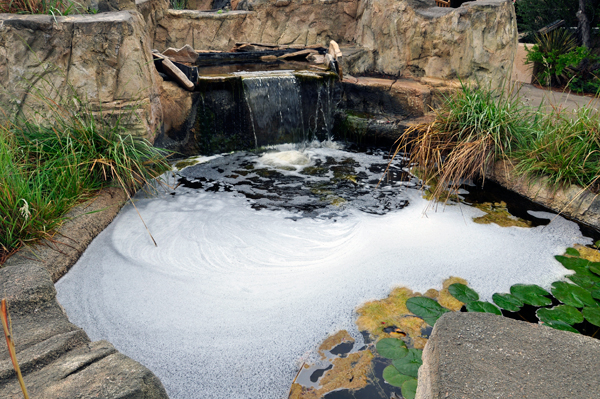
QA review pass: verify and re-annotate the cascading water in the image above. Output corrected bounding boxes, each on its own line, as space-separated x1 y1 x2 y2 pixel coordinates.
56 141 593 399
155 70 339 156
240 72 306 146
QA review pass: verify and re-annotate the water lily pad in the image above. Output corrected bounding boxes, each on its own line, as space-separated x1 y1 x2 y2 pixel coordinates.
382 365 413 387
582 307 600 327
554 255 592 272
510 284 552 306
376 338 408 360
401 378 418 399
542 319 580 333
551 281 598 308
590 263 600 276
591 289 600 301
536 305 583 325
492 293 523 312
567 273 600 291
391 349 422 378
465 301 502 315
565 247 580 257
406 297 450 326
448 283 479 303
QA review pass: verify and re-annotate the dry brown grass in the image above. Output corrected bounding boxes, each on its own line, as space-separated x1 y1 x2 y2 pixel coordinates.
386 85 534 204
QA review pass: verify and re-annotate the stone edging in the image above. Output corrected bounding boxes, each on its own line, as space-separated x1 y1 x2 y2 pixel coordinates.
488 159 600 231
0 187 170 398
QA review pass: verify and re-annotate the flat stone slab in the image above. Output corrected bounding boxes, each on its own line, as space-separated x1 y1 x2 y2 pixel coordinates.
417 312 600 399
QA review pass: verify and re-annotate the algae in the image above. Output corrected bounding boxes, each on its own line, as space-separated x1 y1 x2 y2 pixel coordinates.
472 201 532 228
318 330 354 358
573 244 600 262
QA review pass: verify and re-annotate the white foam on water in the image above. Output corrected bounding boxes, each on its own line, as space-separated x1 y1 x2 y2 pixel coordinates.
56 149 591 399
259 150 312 168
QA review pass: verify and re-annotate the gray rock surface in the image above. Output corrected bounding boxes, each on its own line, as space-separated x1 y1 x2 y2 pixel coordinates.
417 312 600 399
0 188 168 399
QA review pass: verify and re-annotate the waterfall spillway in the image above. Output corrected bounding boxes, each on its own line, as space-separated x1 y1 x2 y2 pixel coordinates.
241 72 306 147
156 70 339 156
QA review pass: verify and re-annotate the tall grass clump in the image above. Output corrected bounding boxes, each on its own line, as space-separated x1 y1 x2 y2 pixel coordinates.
0 95 169 262
515 107 600 192
391 85 536 202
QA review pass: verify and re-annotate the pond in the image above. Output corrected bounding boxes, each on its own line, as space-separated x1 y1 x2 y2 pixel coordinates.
56 142 592 399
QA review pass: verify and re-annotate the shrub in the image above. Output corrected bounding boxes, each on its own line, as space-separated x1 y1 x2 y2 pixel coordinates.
515 0 579 40
525 29 583 86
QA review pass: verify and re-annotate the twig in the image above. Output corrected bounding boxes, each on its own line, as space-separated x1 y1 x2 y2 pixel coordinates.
1 299 29 399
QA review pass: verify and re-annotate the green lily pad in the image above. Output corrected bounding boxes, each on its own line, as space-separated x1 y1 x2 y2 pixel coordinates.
492 293 523 312
510 284 552 306
406 297 450 326
591 289 600 301
595 240 600 249
401 378 418 399
567 273 600 291
542 319 580 333
448 283 479 303
536 305 583 325
582 307 600 327
554 255 592 272
382 365 413 387
551 281 598 308
465 301 502 315
391 349 422 378
565 247 580 257
376 338 408 360
590 263 600 276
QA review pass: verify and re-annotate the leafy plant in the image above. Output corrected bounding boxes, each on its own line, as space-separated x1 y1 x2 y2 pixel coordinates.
0 0 83 14
0 84 170 260
170 0 187 9
524 29 582 86
376 338 421 399
515 0 579 40
405 297 450 326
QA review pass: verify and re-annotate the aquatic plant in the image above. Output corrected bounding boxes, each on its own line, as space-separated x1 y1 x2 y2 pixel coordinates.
375 338 421 399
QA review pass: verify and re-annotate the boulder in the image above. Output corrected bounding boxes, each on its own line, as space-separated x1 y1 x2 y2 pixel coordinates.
417 312 600 399
0 11 163 142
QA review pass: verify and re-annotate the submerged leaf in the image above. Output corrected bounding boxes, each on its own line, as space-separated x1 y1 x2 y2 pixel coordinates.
448 283 479 303
406 297 450 326
465 301 502 315
582 307 600 327
492 293 523 312
382 365 413 387
565 247 580 257
391 349 422 378
510 284 552 306
376 338 408 360
551 281 598 308
536 305 583 325
401 378 418 399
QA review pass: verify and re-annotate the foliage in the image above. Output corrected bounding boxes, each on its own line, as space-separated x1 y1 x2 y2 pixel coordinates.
391 85 535 204
376 337 421 399
0 89 170 260
514 107 600 193
405 297 450 326
170 0 187 9
515 0 579 39
0 0 82 15
393 84 600 202
524 29 581 86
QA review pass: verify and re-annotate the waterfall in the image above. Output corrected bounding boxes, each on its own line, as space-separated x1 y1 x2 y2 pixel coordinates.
240 71 306 147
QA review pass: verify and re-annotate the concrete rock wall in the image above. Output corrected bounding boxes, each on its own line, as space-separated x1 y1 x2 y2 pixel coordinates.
154 0 517 88
351 0 517 87
0 9 165 141
154 0 359 50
